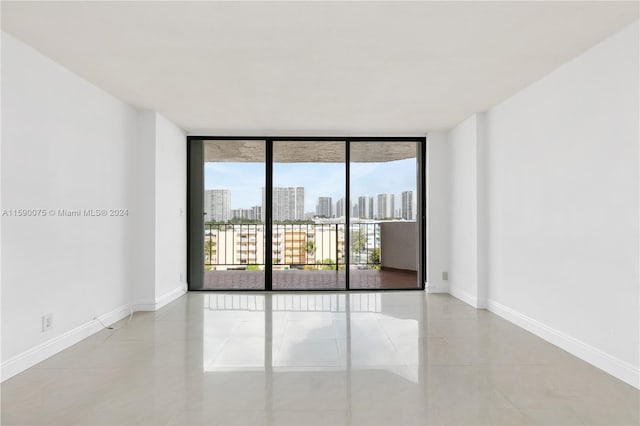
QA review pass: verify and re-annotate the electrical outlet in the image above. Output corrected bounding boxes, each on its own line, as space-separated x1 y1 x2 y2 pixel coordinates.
42 314 53 332
442 271 449 281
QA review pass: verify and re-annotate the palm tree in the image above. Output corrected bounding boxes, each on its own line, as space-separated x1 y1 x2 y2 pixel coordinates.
305 240 316 255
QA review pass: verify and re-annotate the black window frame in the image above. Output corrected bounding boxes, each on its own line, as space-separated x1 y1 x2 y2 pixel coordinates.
187 136 427 292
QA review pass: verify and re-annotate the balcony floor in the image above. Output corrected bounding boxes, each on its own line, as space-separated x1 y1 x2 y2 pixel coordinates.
202 268 419 290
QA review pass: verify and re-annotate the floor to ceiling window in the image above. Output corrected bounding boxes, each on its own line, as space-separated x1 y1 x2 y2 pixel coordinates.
188 137 425 291
349 141 421 289
199 140 266 290
272 141 347 290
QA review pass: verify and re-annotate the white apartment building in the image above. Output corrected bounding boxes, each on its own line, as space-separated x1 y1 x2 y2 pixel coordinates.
401 190 416 220
376 193 395 219
204 189 230 222
357 196 374 219
264 187 305 221
315 196 333 218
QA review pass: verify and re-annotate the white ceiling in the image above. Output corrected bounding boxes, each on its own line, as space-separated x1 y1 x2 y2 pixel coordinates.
2 1 638 135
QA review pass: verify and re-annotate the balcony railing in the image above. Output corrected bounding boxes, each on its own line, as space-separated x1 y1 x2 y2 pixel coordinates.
204 222 381 270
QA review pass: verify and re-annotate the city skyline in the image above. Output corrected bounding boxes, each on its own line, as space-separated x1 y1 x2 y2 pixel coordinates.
205 188 416 221
204 158 417 211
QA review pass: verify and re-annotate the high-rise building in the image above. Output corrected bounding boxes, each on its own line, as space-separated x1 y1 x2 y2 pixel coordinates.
376 193 395 219
251 205 262 221
401 190 417 220
231 205 262 221
295 187 305 220
231 208 251 220
204 189 231 222
335 198 345 218
264 187 305 221
316 196 333 217
357 196 374 219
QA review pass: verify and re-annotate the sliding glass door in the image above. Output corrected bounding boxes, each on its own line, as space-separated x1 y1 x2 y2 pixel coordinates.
272 141 346 290
190 140 267 290
188 137 425 291
349 141 421 289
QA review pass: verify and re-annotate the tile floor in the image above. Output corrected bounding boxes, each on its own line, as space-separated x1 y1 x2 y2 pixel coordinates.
202 269 419 290
1 292 638 425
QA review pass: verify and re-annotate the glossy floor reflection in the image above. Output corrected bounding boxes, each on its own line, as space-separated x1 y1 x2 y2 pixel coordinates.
2 292 638 425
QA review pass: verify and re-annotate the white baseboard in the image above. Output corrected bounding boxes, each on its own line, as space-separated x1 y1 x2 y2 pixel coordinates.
155 285 187 310
448 285 487 309
425 281 449 293
487 299 640 390
2 285 187 383
1 304 131 382
132 285 187 311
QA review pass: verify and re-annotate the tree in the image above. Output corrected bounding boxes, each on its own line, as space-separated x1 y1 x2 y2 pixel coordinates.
351 231 367 253
369 248 380 265
204 238 215 264
320 258 335 270
229 218 262 224
305 240 316 255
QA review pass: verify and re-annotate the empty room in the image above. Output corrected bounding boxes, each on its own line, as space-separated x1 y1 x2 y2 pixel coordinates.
1 1 638 425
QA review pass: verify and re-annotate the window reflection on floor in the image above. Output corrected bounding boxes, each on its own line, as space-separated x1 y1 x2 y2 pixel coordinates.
202 293 424 384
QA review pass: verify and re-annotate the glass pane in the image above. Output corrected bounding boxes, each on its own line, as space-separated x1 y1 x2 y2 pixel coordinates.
272 141 346 290
349 141 420 289
203 140 265 290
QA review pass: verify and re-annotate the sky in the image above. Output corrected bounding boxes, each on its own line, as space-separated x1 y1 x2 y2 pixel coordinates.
205 158 417 212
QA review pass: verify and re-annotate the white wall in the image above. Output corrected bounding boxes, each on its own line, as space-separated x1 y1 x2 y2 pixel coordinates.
379 222 417 271
154 113 187 301
426 131 450 292
130 110 188 310
132 111 157 305
1 33 187 380
1 33 138 373
446 21 639 387
445 113 489 307
447 115 480 305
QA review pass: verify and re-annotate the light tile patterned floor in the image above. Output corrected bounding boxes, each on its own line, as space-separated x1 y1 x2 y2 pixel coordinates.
202 269 419 290
2 292 638 425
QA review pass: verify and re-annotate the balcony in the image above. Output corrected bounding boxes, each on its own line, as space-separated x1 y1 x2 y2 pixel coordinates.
204 221 418 290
